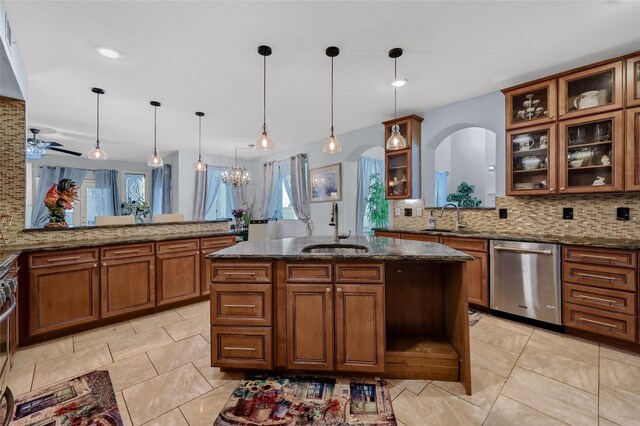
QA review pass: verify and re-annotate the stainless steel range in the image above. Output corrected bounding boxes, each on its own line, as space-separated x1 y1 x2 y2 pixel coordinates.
0 259 18 425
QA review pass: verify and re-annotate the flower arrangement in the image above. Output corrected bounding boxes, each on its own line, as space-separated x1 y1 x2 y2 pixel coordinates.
43 178 79 228
231 208 246 219
53 402 95 426
120 199 150 223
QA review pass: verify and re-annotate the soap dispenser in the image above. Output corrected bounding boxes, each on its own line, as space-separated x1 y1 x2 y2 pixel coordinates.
427 211 436 230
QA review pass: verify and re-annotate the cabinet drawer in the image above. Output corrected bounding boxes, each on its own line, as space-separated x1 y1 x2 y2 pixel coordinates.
402 233 439 243
335 263 384 284
200 236 236 252
563 246 636 269
563 262 636 292
211 262 272 283
101 243 154 260
156 239 200 254
211 326 273 369
563 283 636 315
374 231 401 239
440 237 488 253
564 303 636 342
29 249 98 269
211 284 272 326
286 263 332 283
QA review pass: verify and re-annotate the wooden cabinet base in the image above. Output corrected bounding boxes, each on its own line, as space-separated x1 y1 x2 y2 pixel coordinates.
384 335 459 382
211 326 273 369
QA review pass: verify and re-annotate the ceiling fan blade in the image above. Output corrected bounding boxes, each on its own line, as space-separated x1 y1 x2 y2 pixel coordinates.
42 141 63 147
48 147 82 157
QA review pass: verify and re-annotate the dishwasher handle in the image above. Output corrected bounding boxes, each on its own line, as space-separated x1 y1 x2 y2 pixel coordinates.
494 246 553 255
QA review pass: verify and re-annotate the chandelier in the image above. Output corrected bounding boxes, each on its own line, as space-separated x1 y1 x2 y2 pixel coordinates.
26 143 46 160
221 145 253 188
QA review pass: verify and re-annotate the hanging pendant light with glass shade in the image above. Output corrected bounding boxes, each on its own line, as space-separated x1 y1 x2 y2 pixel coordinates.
386 48 407 150
221 145 253 188
147 101 164 167
194 112 206 171
256 45 274 151
88 87 108 160
323 46 342 154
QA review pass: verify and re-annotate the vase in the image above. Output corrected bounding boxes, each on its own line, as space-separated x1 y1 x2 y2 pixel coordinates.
235 217 244 229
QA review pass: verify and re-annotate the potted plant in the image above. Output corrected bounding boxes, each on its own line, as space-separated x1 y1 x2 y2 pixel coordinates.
365 173 389 235
232 208 246 229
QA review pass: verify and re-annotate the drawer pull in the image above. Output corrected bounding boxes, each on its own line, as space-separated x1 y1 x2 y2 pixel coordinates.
168 245 191 250
580 254 619 262
223 346 256 351
576 272 615 281
223 272 257 277
578 295 617 305
494 247 552 255
578 317 618 328
47 256 80 263
223 304 256 308
113 249 141 255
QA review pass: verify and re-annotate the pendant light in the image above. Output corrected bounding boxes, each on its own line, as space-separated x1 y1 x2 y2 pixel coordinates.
88 87 108 160
323 46 342 154
386 48 407 150
147 101 164 167
194 112 206 171
221 145 253 188
256 45 274 150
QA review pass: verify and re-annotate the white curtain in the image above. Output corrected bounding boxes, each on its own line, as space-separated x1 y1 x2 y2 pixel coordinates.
95 169 121 216
260 160 281 219
290 153 312 235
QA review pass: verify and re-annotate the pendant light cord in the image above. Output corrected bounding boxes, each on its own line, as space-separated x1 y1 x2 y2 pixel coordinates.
198 116 202 161
96 92 101 148
263 55 267 131
394 57 397 126
153 105 157 154
330 56 334 136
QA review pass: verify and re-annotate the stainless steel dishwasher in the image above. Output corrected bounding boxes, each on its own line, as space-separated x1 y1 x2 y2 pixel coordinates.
490 240 562 325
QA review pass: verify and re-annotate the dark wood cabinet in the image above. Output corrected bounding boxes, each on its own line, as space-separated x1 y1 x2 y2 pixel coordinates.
28 253 100 336
286 284 334 371
200 236 236 295
156 239 201 305
626 107 640 190
383 114 423 200
334 283 385 373
626 55 640 107
101 254 155 318
505 79 557 129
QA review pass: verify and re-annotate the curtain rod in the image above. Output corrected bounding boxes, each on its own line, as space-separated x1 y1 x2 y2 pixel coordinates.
263 152 307 167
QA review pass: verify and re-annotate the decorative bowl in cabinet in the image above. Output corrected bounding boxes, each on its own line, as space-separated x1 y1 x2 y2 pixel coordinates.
521 156 542 170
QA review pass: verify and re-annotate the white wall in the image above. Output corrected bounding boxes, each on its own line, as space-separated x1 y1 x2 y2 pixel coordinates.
0 0 28 99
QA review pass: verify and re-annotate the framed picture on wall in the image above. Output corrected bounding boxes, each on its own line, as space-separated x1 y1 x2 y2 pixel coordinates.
310 163 342 203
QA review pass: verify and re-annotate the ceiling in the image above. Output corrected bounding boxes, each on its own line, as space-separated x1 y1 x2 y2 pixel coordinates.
5 1 640 161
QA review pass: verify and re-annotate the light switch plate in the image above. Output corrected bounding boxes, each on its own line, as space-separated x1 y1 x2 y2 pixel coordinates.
417 208 423 216
394 207 401 216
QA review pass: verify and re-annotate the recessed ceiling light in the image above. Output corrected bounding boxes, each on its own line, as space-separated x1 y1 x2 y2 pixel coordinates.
392 78 407 87
97 47 121 59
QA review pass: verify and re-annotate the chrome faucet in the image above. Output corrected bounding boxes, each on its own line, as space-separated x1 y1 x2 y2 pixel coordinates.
329 201 351 243
439 203 467 232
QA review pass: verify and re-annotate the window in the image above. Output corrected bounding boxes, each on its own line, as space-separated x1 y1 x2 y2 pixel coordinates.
123 172 146 203
205 185 232 220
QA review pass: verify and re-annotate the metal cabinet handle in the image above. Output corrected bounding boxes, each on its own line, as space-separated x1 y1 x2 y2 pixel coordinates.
576 272 615 281
581 254 619 262
168 245 190 250
223 347 256 351
93 264 98 268
223 304 256 308
102 262 107 266
47 256 80 262
113 249 141 255
578 295 617 305
578 317 617 328
326 287 331 292
336 288 342 292
494 247 552 255
223 272 256 277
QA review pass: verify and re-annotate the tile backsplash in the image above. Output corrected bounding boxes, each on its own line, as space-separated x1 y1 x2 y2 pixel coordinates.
394 193 640 240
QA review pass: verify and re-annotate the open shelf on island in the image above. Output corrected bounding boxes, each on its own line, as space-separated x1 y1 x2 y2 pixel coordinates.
385 335 459 381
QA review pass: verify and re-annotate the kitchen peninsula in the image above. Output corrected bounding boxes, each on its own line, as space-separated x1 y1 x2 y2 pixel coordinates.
207 236 474 395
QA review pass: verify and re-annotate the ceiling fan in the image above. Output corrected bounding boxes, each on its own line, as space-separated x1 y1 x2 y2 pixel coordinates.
27 128 82 160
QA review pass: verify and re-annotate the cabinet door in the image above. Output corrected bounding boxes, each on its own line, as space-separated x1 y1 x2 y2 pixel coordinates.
286 284 333 371
402 233 439 243
505 79 557 129
464 251 489 308
626 55 640 107
29 262 99 335
334 284 385 373
156 250 200 305
101 255 155 318
506 124 557 195
626 107 640 190
385 150 411 199
558 110 624 193
559 61 623 120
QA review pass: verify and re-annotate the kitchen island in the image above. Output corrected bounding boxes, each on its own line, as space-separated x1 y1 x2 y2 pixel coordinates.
207 236 474 395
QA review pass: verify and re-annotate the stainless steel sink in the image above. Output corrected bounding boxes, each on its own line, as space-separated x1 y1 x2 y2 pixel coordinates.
301 244 369 254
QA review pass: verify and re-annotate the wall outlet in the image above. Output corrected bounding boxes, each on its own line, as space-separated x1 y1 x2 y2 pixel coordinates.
416 208 423 217
499 208 508 219
394 207 401 216
563 207 574 220
404 208 413 217
617 207 630 221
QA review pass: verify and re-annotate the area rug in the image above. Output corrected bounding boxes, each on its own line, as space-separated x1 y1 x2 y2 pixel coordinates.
2 370 123 425
469 309 485 326
214 374 397 426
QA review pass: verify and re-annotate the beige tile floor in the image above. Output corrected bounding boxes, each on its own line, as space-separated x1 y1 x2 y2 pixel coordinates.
7 301 640 425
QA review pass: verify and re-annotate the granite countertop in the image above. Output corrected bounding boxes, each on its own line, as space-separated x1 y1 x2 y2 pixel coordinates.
375 228 640 250
22 219 230 232
0 230 238 269
208 235 474 262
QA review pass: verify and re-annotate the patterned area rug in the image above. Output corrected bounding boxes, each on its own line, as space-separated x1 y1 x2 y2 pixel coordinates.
469 309 485 326
214 375 396 425
2 370 122 425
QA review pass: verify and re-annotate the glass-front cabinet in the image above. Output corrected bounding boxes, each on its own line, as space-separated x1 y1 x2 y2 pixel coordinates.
385 150 411 198
626 107 640 190
558 111 624 193
626 55 640 107
507 124 557 195
559 61 623 120
505 80 557 129
382 114 422 199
